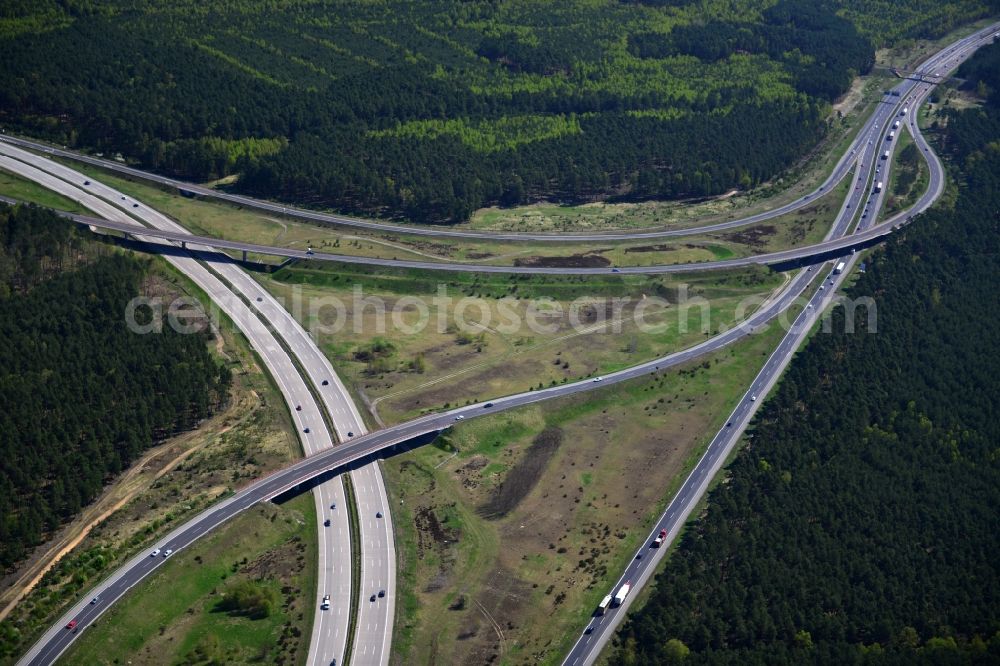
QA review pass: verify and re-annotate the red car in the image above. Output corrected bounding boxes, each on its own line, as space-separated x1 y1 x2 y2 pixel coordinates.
66 619 77 630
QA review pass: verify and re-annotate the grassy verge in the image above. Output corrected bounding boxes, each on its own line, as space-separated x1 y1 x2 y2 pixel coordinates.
382 316 790 665
61 495 317 666
340 474 362 666
882 129 929 218
0 168 85 213
257 261 787 424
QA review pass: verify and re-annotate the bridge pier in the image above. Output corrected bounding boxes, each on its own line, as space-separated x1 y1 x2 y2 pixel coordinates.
180 240 186 249
242 249 248 262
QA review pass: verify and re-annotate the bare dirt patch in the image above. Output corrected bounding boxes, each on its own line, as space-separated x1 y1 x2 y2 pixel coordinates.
720 224 777 250
513 253 611 268
478 427 563 519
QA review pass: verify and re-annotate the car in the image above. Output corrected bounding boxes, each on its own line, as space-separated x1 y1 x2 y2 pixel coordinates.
132 203 139 208
347 431 354 437
807 266 812 271
306 247 314 255
807 304 814 309
455 415 465 421
66 620 78 630
378 589 385 598
322 380 329 386
726 421 732 427
819 285 825 291
164 549 173 557
324 518 331 526
256 296 262 302
635 553 643 560
330 503 336 509
120 196 126 200
321 594 330 610
611 268 620 273
585 625 594 635
370 594 377 602
592 376 603 382
83 180 90 186
750 395 757 402
90 597 99 605
151 548 160 557
295 405 302 411
483 402 494 408
376 511 383 518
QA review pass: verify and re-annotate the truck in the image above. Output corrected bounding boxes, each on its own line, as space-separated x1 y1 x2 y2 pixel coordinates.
834 261 846 275
652 529 668 547
613 582 631 607
875 181 883 193
893 120 900 129
887 131 895 140
596 594 613 615
882 150 890 160
901 107 908 116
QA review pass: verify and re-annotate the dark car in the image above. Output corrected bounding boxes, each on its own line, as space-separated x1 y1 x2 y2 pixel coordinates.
347 431 354 438
378 589 385 598
484 402 494 408
376 511 383 518
324 518 331 527
132 203 139 208
370 594 377 602
585 625 594 634
322 380 329 386
296 405 302 411
304 427 311 433
83 180 90 186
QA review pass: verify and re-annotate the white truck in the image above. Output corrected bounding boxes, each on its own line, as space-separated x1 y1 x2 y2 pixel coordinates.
875 181 883 193
834 261 846 275
882 150 890 160
893 120 901 129
613 582 631 607
901 107 909 116
887 131 895 140
596 594 613 615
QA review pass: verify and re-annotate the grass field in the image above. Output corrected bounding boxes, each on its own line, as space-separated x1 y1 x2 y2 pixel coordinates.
882 129 930 219
61 496 317 666
259 262 786 424
0 168 85 213
29 156 837 269
0 258 303 665
383 313 791 665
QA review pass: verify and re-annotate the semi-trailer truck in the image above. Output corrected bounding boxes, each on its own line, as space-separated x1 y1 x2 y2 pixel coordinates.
596 594 613 615
613 582 631 607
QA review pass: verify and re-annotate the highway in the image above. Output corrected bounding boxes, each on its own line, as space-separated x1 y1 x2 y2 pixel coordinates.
0 152 363 666
559 23 991 666
0 141 398 666
8 21 996 666
2 157 347 666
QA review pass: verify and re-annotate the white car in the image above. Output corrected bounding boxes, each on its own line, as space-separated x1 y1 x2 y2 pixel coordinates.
321 594 331 610
151 548 160 557
163 549 173 557
750 395 757 402
454 415 465 421
592 376 603 382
